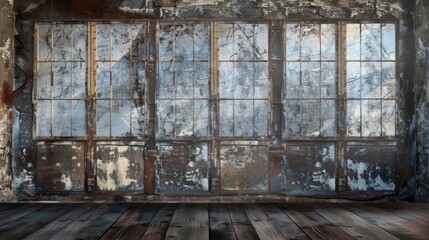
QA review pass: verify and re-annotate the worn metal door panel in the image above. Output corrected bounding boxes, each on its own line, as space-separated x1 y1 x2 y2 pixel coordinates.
96 144 145 191
284 143 336 194
346 143 396 191
37 142 85 192
158 143 210 193
219 143 269 191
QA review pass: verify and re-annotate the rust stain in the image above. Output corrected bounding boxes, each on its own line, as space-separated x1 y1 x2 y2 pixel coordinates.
1 81 14 108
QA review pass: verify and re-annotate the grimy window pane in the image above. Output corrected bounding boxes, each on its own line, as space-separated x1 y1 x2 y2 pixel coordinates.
219 23 270 138
346 23 396 137
284 23 336 139
157 23 210 139
36 23 87 138
95 22 147 138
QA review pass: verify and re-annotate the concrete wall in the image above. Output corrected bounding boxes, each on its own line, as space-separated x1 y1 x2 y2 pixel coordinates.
415 0 429 202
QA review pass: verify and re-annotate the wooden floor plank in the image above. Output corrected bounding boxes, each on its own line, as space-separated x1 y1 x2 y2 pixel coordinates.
340 203 425 240
113 204 159 240
0 203 47 226
74 203 130 240
279 203 356 240
262 204 309 240
0 203 76 239
227 204 260 240
42 204 113 240
243 203 287 240
165 203 209 240
142 204 176 240
209 204 237 240
313 203 400 240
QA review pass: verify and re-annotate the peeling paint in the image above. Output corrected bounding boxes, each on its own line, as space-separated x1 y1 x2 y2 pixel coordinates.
0 38 11 64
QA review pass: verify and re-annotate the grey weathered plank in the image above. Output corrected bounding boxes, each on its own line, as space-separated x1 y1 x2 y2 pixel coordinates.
165 203 209 240
261 204 309 240
313 203 400 240
0 203 47 226
142 204 176 240
243 203 287 240
279 203 356 240
0 204 76 239
75 204 130 240
227 204 259 240
209 204 237 240
340 203 424 240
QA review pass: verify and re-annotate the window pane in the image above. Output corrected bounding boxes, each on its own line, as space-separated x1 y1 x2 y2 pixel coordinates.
71 100 85 136
131 62 146 99
96 24 110 60
112 61 131 99
286 24 300 61
96 100 111 136
96 62 111 98
382 24 395 60
175 62 194 98
362 100 381 136
111 23 131 61
362 62 381 99
321 24 336 60
194 24 209 60
321 100 336 136
254 62 269 98
220 100 233 137
194 100 209 136
219 62 234 98
347 100 361 136
131 100 145 136
174 100 194 137
346 24 360 60
38 24 52 61
382 62 396 98
285 62 300 99
301 62 320 99
347 62 361 99
235 24 253 60
175 24 194 61
234 100 253 137
284 100 300 138
52 100 71 136
321 62 336 98
301 100 320 137
72 62 86 99
235 62 253 99
254 24 268 60
158 62 174 98
254 100 268 136
301 24 320 60
159 24 174 61
37 62 51 99
382 100 396 136
53 24 72 61
219 24 234 61
130 23 146 60
194 62 209 98
111 99 131 136
37 100 52 137
73 24 86 61
362 24 381 61
157 99 174 137
53 62 71 99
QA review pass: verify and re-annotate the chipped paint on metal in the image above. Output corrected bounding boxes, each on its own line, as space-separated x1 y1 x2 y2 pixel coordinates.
220 144 268 191
285 144 336 193
158 143 209 193
96 145 145 191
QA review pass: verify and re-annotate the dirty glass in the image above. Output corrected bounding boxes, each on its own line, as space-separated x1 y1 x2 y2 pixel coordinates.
157 23 210 139
218 23 270 138
95 23 147 138
346 23 396 137
36 23 87 137
284 23 336 139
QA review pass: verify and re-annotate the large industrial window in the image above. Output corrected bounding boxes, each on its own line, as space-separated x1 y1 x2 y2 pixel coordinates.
35 23 87 137
283 23 337 139
218 23 270 138
346 23 396 137
156 23 210 139
95 23 147 138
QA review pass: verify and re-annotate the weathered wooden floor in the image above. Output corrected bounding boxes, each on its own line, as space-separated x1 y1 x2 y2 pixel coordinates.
0 202 427 239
